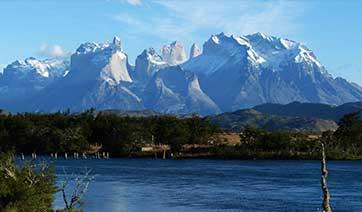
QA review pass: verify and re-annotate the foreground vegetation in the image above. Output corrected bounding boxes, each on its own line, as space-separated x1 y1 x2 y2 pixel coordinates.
0 152 56 211
0 152 90 212
0 110 362 160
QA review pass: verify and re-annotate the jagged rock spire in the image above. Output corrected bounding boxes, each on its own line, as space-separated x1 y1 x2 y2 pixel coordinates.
189 43 201 59
112 36 122 50
160 40 187 65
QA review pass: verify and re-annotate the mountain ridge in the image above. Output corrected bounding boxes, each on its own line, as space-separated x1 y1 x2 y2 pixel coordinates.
209 100 362 132
1 32 362 115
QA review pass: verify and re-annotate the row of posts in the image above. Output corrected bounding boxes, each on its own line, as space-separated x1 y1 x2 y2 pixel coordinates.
20 152 110 160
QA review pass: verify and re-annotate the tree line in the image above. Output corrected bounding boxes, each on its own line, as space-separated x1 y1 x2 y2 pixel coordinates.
1 109 362 159
0 110 219 156
224 112 362 160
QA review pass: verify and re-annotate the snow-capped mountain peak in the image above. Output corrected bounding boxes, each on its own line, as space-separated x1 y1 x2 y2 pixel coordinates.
0 57 69 101
3 57 68 80
76 42 102 55
70 37 132 85
245 32 323 70
183 33 265 75
1 32 362 115
203 33 264 63
75 36 123 56
24 57 49 77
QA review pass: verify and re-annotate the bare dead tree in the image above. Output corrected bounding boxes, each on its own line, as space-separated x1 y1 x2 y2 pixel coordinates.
58 167 93 211
321 142 332 212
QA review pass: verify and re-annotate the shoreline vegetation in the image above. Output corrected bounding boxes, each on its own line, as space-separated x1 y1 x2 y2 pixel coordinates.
1 109 362 160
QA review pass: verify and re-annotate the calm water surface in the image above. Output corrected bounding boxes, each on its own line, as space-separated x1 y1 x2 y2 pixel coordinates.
52 159 362 212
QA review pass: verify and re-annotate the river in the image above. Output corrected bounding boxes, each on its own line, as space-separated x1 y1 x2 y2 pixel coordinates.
52 159 362 212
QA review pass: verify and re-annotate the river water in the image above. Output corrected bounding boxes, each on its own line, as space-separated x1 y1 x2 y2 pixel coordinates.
52 159 362 212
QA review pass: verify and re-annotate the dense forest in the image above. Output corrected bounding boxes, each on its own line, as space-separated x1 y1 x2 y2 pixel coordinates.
0 109 362 159
0 110 218 157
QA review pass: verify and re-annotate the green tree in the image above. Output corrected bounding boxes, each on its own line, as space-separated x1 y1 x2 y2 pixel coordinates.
0 152 56 212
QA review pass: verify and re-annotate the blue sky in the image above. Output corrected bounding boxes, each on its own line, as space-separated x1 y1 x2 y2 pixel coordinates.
0 0 362 84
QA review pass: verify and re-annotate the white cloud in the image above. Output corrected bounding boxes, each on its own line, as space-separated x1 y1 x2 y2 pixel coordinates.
38 44 66 58
120 0 142 6
114 13 143 25
129 0 142 5
113 0 306 41
153 0 304 36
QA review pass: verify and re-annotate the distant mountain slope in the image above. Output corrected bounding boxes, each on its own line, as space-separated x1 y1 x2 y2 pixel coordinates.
0 58 69 102
254 101 362 122
98 109 163 117
210 109 338 132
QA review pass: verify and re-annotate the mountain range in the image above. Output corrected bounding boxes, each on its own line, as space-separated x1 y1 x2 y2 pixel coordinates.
1 33 362 115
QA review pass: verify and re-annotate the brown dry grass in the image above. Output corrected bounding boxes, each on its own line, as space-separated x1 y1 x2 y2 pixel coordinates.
216 133 241 146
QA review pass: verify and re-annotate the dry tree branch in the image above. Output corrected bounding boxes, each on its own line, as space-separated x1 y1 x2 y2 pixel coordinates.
58 167 93 210
320 142 332 212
